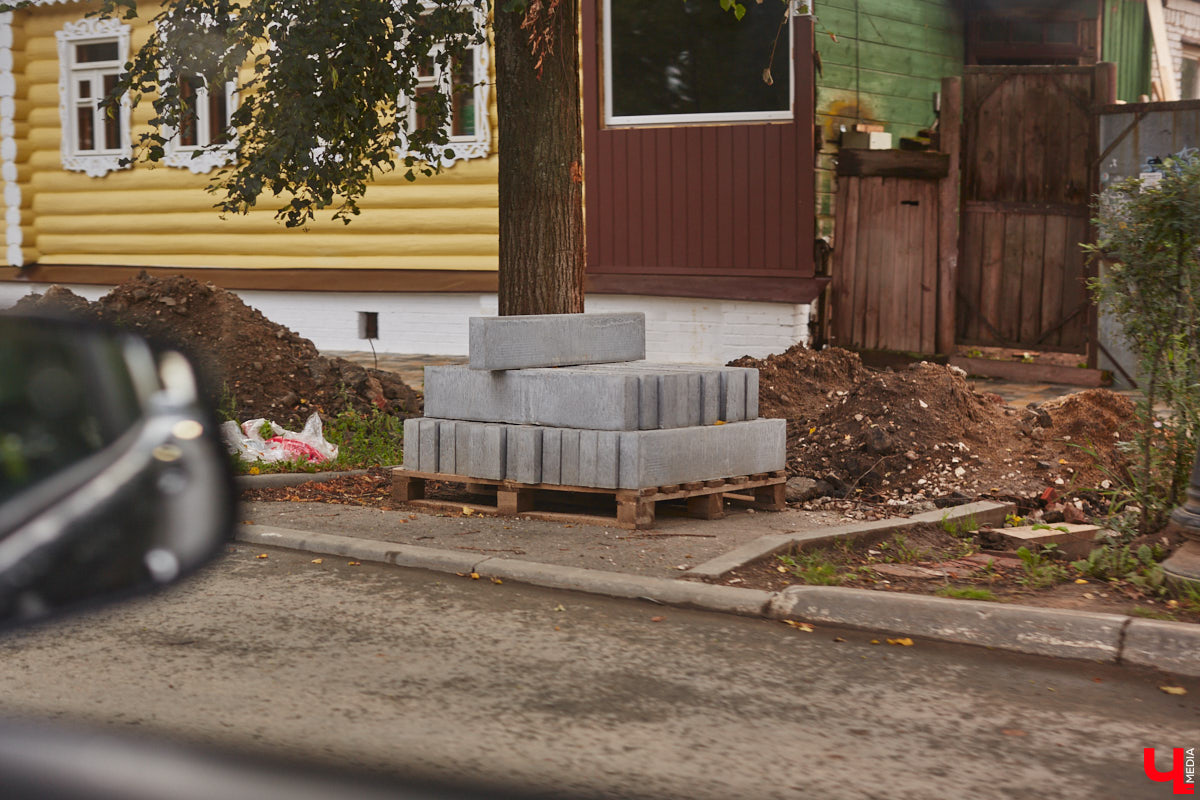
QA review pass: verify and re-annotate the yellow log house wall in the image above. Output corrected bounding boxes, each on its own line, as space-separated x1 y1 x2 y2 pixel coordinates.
8 1 499 275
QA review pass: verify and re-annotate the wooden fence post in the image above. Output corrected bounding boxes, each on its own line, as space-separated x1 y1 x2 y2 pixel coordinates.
937 76 962 356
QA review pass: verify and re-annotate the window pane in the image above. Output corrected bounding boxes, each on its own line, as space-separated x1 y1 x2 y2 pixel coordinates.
414 86 435 132
452 57 475 136
608 0 791 119
179 77 201 147
102 73 120 150
1184 58 1200 101
75 41 119 63
76 106 94 151
77 78 91 100
209 86 229 144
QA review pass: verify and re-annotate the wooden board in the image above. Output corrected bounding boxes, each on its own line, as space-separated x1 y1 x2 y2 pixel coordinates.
391 469 788 531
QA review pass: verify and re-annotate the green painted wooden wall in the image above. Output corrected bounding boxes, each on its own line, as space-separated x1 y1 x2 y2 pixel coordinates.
1101 0 1151 102
815 0 964 238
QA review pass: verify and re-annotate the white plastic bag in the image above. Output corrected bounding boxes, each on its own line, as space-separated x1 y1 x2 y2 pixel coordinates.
220 412 338 464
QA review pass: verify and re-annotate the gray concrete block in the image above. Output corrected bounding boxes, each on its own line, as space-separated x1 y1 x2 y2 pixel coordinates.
425 366 642 430
616 418 785 489
658 372 691 430
418 419 439 473
437 420 457 475
722 370 746 423
560 429 581 486
454 422 472 477
596 431 619 489
398 417 784 489
509 426 544 485
698 370 721 425
747 369 759 419
542 428 562 485
403 417 420 469
468 424 486 480
578 430 599 488
473 424 504 480
468 312 646 370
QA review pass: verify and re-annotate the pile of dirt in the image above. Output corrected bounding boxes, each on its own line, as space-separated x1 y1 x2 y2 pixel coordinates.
11 273 421 427
729 345 1137 508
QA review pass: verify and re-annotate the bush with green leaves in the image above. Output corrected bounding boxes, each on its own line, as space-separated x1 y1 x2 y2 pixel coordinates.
1085 152 1200 533
1071 543 1167 597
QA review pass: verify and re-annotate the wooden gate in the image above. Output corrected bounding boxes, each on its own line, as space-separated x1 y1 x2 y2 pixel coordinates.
957 65 1110 353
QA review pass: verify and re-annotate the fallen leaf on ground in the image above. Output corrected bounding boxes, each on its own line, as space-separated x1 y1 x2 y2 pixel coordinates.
1160 685 1188 696
311 558 323 564
651 616 665 623
348 561 361 566
776 566 789 573
241 520 255 525
462 507 473 516
887 637 914 646
870 640 881 645
1075 579 1088 584
491 577 503 584
554 604 566 612
833 637 846 642
782 620 814 632
256 554 268 559
469 572 480 580
1001 729 1027 737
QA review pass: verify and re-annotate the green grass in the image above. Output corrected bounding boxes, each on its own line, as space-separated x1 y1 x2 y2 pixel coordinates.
935 586 997 602
1128 606 1176 621
778 552 844 586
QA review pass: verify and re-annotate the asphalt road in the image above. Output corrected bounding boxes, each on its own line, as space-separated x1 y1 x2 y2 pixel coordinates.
0 545 1194 800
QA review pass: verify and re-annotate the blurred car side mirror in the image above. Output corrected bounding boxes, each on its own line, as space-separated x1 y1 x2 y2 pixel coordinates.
0 313 234 626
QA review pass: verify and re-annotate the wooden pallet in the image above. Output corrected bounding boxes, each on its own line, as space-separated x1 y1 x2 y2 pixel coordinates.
391 468 787 530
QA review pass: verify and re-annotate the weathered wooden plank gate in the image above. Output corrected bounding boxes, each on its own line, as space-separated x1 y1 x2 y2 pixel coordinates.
832 65 1115 358
957 65 1108 354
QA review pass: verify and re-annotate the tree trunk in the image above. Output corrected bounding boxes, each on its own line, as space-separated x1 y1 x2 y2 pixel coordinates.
494 0 585 316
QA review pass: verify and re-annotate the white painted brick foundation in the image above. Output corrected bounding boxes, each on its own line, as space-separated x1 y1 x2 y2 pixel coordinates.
0 282 811 364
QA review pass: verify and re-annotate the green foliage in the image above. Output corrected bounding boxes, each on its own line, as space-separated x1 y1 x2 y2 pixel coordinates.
1015 545 1067 588
1071 542 1167 597
935 586 997 602
323 404 407 470
777 552 844 586
216 383 239 423
1004 513 1025 528
80 0 487 227
1085 152 1200 532
877 533 922 564
940 513 979 536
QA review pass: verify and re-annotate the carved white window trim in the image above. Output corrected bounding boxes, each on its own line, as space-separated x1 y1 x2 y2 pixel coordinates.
398 10 491 168
56 18 132 177
160 73 238 174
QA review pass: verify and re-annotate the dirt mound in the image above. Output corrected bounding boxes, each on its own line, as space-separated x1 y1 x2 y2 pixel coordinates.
729 346 1137 508
12 273 421 427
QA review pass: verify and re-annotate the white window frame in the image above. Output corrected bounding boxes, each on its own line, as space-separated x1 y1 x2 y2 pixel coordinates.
161 73 238 174
398 8 490 168
56 18 131 177
602 0 796 127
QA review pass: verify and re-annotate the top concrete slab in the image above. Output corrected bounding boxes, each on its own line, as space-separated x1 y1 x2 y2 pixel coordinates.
469 313 646 370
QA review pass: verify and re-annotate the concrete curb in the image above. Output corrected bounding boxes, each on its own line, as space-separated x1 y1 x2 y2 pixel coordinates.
686 500 1015 580
766 586 1127 663
233 521 1200 678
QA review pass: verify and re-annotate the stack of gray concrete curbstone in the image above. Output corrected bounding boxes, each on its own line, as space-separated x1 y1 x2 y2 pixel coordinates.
403 312 786 491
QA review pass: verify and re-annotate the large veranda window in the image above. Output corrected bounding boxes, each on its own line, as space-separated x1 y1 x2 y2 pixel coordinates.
603 0 794 126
